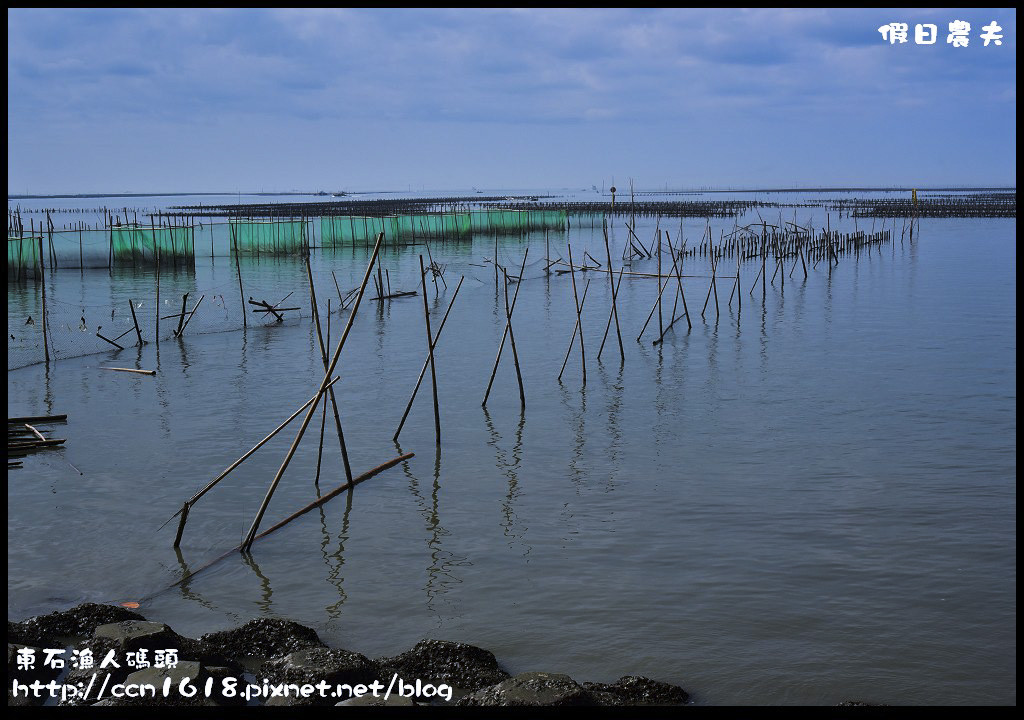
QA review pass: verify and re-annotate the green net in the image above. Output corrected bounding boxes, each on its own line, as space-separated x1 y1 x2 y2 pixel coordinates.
320 213 472 246
7 235 43 280
469 208 567 234
320 209 566 246
230 220 308 255
110 225 195 266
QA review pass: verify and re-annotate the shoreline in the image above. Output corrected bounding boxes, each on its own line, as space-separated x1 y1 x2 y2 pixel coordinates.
9 602 694 707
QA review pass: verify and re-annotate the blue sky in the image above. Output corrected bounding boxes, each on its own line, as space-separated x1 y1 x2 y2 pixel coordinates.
7 8 1016 193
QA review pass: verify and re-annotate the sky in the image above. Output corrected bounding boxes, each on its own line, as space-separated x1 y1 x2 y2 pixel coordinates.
6 8 1017 194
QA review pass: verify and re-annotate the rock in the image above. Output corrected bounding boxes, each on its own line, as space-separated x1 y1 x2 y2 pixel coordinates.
10 603 145 647
457 671 592 706
93 621 182 654
260 646 378 706
123 661 209 705
337 694 417 706
205 665 247 706
200 618 325 661
838 700 889 706
377 639 510 694
91 621 236 671
582 675 690 705
59 636 132 706
8 643 62 707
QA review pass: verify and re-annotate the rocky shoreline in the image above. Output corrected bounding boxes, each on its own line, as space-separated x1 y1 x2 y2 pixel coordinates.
8 603 692 707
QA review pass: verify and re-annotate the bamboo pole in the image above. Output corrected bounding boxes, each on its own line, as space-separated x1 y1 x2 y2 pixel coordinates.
176 295 205 337
566 244 586 383
232 224 246 329
7 414 67 424
128 299 143 346
503 267 526 408
636 271 676 342
96 332 125 351
597 218 625 362
597 267 625 360
161 452 412 593
153 215 160 342
419 255 441 446
101 367 156 376
483 249 529 406
395 276 464 440
38 234 50 364
558 278 590 381
159 376 342 535
306 254 353 482
240 232 383 552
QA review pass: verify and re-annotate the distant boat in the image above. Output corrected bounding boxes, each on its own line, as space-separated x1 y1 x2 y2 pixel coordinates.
332 191 347 197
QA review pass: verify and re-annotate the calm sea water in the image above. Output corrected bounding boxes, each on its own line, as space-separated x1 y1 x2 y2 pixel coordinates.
6 192 1016 704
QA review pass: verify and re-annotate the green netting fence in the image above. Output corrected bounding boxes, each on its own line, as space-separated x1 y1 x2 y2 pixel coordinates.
320 213 471 246
230 220 308 255
110 225 196 267
320 209 566 246
8 235 43 280
469 208 567 234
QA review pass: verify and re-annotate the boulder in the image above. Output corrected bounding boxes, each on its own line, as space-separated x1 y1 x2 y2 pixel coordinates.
200 618 325 660
10 603 145 647
8 643 62 707
582 675 690 705
457 671 591 706
377 639 510 693
260 646 378 706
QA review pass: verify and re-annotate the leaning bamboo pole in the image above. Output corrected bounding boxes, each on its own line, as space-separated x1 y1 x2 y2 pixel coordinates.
502 267 526 407
395 277 464 441
597 218 625 362
158 452 413 593
419 255 441 446
306 253 353 482
240 232 383 552
483 249 529 406
565 243 586 384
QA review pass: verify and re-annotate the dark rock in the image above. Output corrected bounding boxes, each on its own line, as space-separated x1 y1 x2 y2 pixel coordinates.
59 636 132 706
337 694 417 706
200 618 325 661
582 675 690 705
121 661 210 705
92 620 237 671
457 671 592 706
377 639 511 694
838 700 889 706
205 665 247 706
8 643 62 707
10 603 145 647
93 621 182 654
260 646 378 706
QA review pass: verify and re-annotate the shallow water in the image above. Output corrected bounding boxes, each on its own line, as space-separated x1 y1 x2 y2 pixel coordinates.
6 194 1016 705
